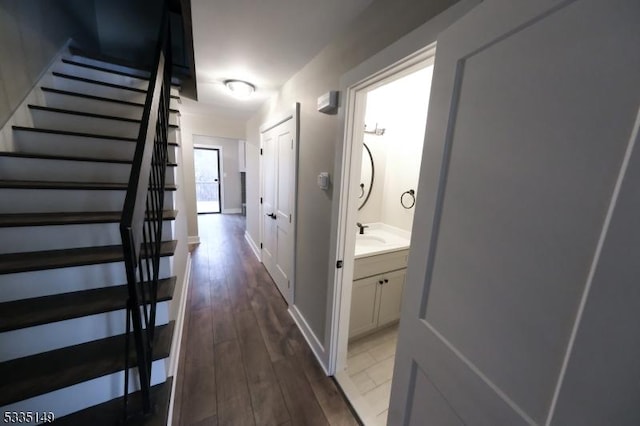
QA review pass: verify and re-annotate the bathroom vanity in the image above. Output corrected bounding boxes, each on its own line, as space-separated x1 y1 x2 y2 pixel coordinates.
349 223 410 339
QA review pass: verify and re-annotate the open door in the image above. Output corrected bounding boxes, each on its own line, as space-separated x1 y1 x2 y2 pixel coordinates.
390 0 640 424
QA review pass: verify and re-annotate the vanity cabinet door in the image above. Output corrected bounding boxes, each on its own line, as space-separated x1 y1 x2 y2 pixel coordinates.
349 277 381 338
377 269 406 327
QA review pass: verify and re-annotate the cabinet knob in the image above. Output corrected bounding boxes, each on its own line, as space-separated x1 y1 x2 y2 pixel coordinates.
384 279 389 283
378 280 384 285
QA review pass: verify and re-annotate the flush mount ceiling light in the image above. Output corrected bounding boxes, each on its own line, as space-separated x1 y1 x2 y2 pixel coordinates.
224 79 255 98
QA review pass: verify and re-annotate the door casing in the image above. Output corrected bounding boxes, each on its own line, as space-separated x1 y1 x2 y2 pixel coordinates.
259 104 300 306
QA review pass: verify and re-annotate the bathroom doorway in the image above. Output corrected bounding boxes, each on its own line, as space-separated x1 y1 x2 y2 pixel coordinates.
330 46 435 425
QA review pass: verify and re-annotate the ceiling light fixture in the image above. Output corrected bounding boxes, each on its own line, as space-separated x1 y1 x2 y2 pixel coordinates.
224 79 255 98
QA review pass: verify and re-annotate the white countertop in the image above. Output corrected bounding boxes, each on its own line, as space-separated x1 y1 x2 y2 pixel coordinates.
354 222 411 259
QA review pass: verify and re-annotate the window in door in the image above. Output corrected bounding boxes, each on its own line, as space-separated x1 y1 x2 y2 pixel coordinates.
194 147 221 214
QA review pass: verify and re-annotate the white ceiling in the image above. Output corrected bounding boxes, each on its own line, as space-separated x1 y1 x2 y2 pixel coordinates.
190 0 374 120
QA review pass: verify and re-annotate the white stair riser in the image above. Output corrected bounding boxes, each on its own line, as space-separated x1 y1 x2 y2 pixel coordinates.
0 222 174 254
170 97 180 110
67 55 151 79
51 76 147 104
42 91 144 120
0 189 175 213
30 108 139 138
0 157 177 185
13 131 179 162
0 304 170 362
0 258 172 303
54 62 149 90
1 360 167 422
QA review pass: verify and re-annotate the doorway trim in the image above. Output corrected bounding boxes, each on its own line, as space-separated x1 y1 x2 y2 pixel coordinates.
193 144 223 214
329 44 436 376
324 0 481 379
258 103 300 306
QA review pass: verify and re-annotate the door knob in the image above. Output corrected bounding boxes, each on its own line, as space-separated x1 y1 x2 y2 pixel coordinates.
267 213 276 219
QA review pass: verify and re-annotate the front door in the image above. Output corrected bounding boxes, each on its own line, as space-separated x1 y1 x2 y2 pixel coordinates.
261 115 295 304
390 0 640 424
194 147 221 214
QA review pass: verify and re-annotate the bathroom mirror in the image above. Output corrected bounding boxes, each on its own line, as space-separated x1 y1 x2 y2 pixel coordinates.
358 143 374 211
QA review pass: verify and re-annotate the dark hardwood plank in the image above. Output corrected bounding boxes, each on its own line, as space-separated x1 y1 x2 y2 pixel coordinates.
214 340 254 425
235 309 290 425
179 307 217 425
0 322 173 406
174 215 359 426
273 357 329 426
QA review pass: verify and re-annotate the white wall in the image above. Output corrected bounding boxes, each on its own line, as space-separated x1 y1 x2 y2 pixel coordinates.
192 134 243 214
245 0 459 351
357 65 433 232
179 98 246 239
0 0 98 129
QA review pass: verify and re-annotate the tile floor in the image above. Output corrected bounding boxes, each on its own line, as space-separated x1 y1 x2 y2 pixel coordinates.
345 325 399 425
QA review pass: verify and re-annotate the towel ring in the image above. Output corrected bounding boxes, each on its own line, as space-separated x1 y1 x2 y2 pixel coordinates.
401 189 415 209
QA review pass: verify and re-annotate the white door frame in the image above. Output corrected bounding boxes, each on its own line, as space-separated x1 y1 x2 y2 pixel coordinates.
259 103 300 305
194 140 225 213
324 0 482 376
329 47 435 373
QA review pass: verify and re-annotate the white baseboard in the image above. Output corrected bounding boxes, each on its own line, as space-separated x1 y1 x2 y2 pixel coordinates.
244 231 261 261
222 208 242 214
166 252 192 425
289 305 328 375
187 235 200 245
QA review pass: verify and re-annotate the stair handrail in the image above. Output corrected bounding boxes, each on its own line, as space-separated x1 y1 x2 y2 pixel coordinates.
119 2 172 419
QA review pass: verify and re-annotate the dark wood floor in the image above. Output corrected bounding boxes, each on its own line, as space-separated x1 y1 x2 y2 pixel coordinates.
172 214 360 426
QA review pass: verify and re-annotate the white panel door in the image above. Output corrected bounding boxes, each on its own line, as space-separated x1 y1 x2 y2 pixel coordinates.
389 0 640 424
261 117 295 304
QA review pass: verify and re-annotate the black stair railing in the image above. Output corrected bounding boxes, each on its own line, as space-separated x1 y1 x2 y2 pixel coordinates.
119 3 172 420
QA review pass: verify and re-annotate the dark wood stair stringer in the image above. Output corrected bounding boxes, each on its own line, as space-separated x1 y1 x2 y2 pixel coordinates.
54 378 173 426
0 322 174 406
0 210 178 228
0 277 176 332
0 240 177 275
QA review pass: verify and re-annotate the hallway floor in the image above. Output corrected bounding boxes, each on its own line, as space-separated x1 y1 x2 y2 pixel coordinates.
172 214 359 425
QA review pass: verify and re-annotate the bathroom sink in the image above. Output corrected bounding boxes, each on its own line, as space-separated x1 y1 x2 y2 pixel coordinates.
356 234 387 245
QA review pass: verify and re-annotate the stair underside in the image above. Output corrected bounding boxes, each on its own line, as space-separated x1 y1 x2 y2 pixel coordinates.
0 210 177 227
0 276 176 332
54 378 173 426
0 240 177 274
0 321 174 406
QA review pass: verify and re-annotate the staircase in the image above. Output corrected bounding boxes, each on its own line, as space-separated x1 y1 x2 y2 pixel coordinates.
0 44 182 424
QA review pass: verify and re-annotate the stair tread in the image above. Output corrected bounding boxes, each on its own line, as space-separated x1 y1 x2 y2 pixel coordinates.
55 378 172 426
0 150 130 164
29 104 142 124
52 71 148 94
0 210 178 227
0 151 178 167
41 87 180 113
0 321 174 406
62 55 181 89
0 277 176 332
29 104 179 127
0 179 178 191
0 240 177 274
12 126 180 146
